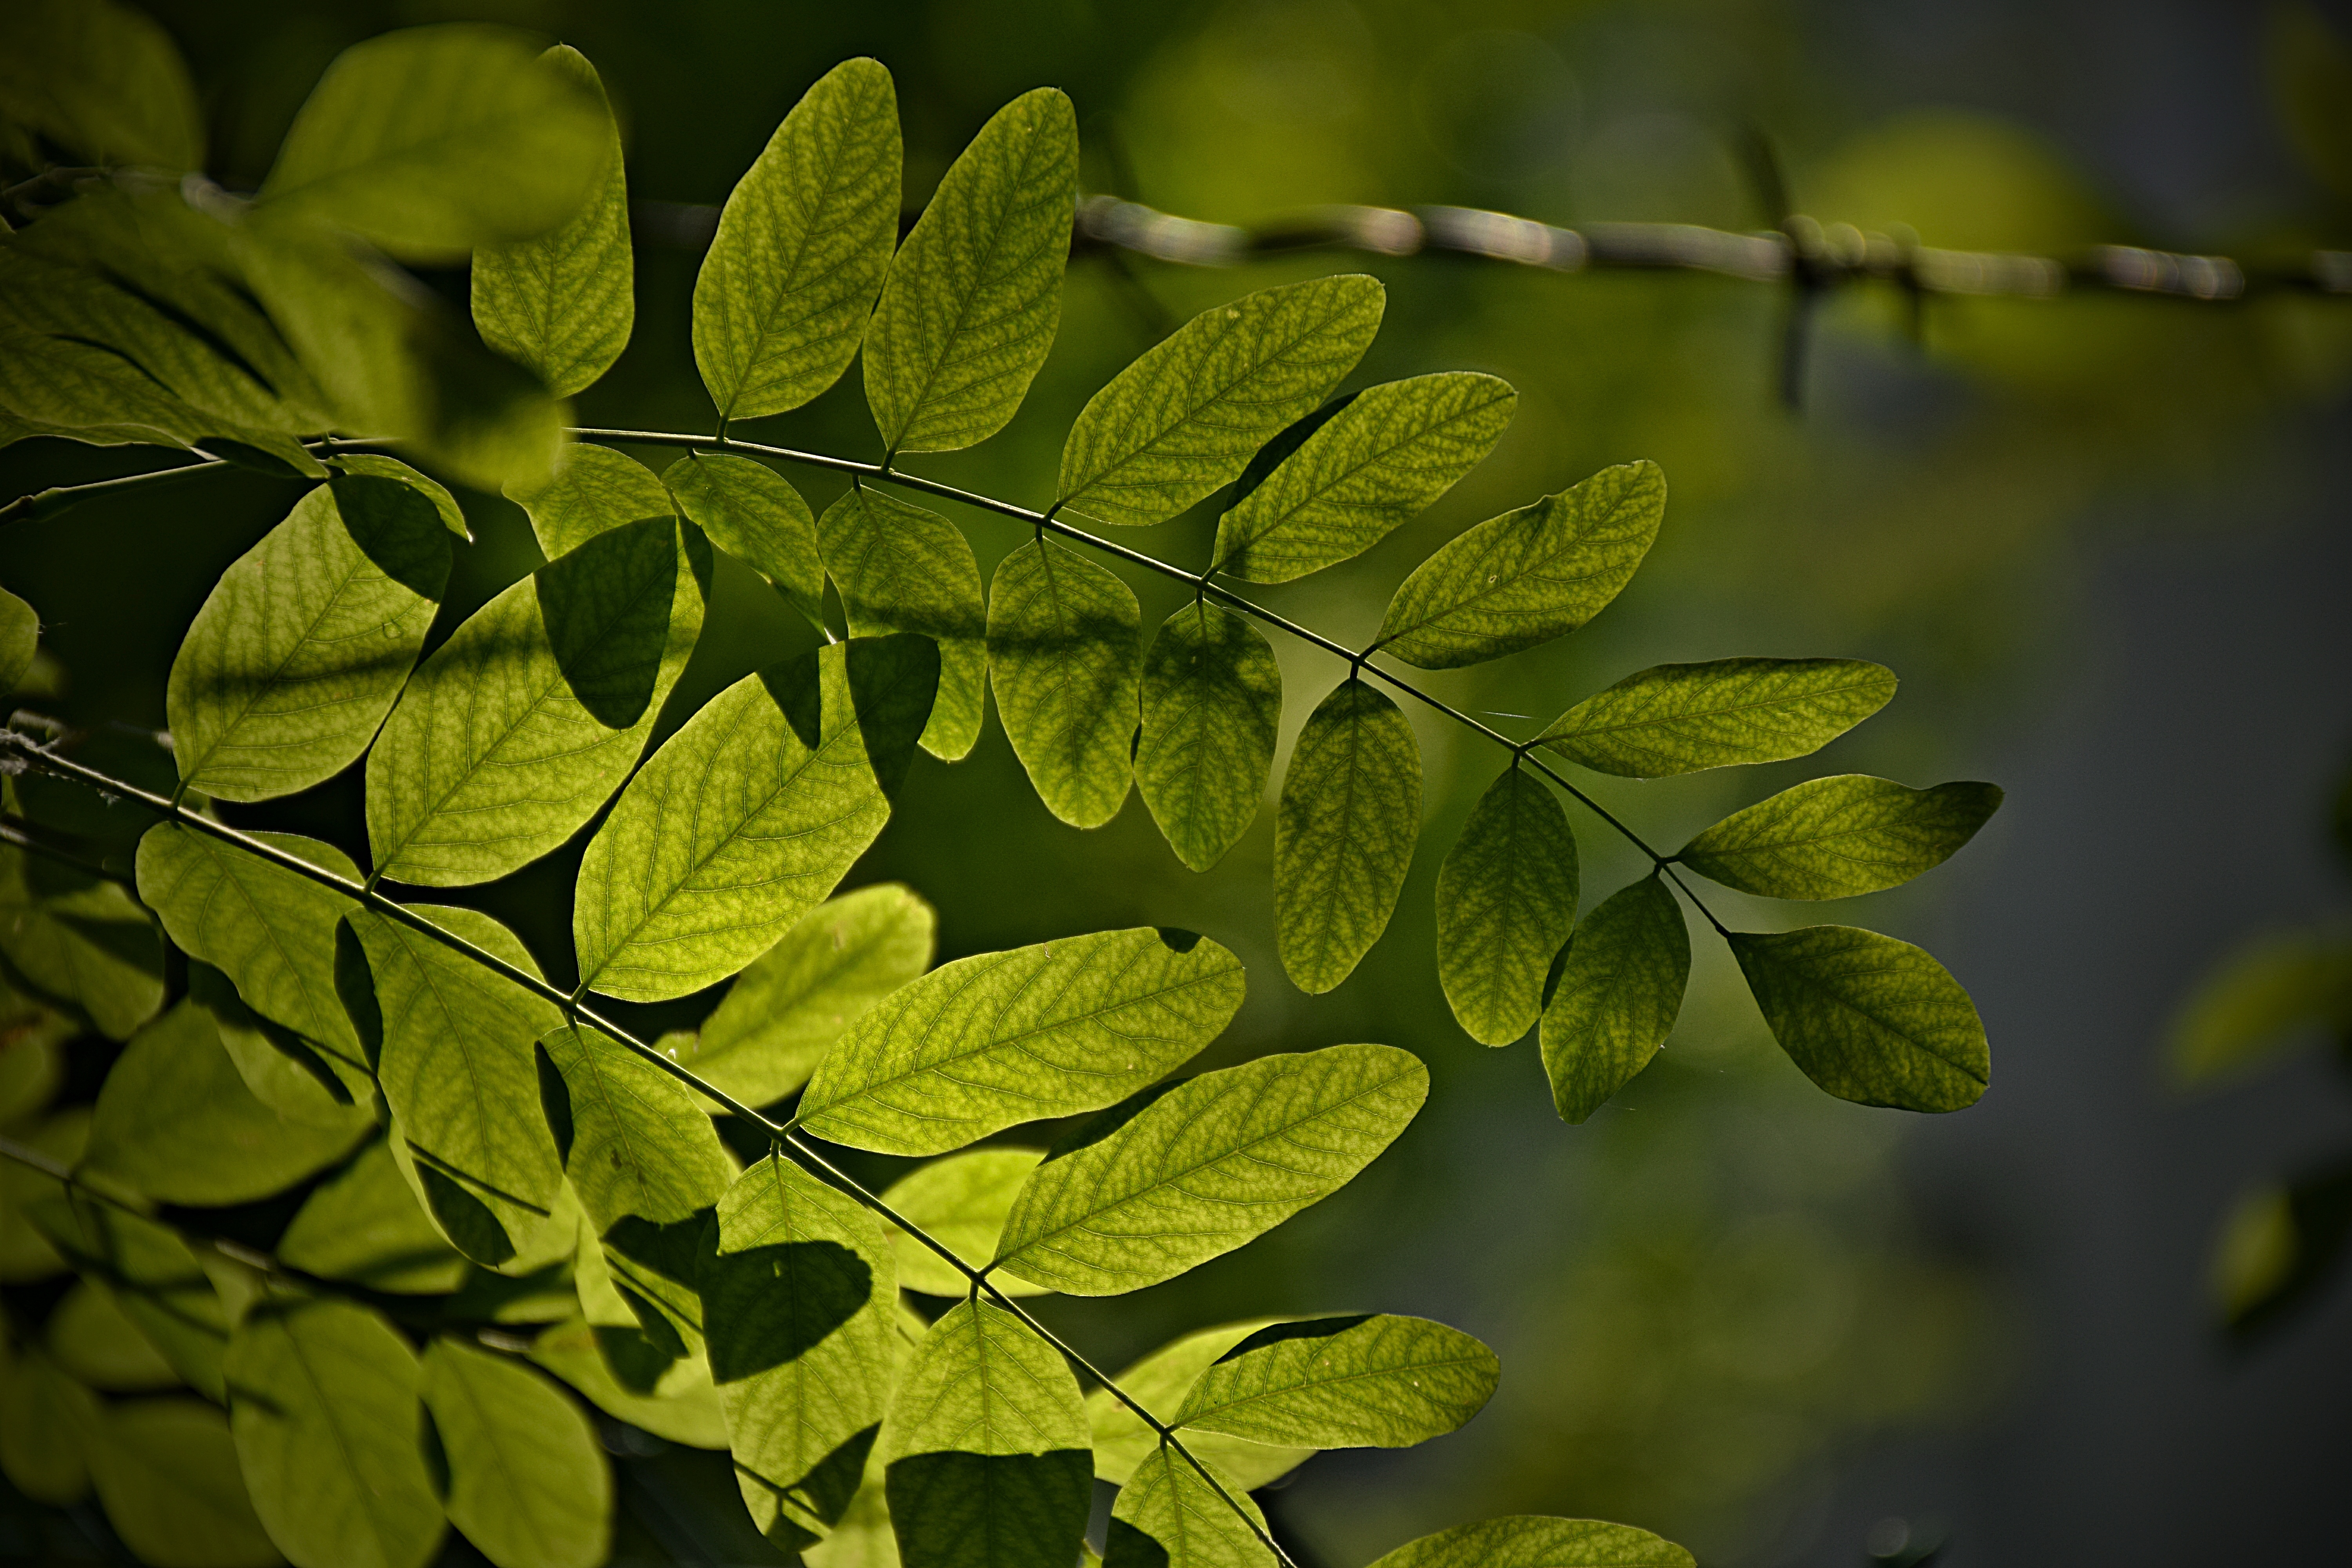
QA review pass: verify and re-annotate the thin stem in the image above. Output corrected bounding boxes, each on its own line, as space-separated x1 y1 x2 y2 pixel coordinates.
0 455 230 526
0 816 130 886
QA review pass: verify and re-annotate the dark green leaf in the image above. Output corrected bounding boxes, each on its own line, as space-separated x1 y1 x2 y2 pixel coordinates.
48 1280 179 1391
0 1348 98 1503
1675 776 2003 900
817 485 988 761
1535 658 1897 779
0 848 163 1040
881 1148 1048 1298
1104 1448 1273 1568
1058 276 1386 528
91 1398 279 1568
664 453 825 628
278 1138 469 1295
1274 679 1421 995
0 0 202 167
191 963 366 1124
1174 1314 1498 1449
1540 877 1688 1125
987 537 1142 829
0 585 37 692
1436 769 1577 1046
1730 926 1989 1112
539 1022 732 1232
1085 1323 1311 1489
0 1107 86 1282
1375 461 1665 670
1365 1516 1695 1568
1136 603 1282 873
505 443 673 561
419 1336 611 1568
27 1196 229 1402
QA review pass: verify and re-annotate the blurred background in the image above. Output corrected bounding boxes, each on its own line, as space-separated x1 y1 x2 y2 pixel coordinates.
5 0 2350 1563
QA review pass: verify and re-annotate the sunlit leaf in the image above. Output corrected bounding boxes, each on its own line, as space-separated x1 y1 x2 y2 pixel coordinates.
697 58 900 422
91 1398 280 1568
1436 768 1577 1047
1535 658 1896 779
1375 461 1665 670
2169 926 2352 1086
1274 680 1421 995
367 515 705 887
0 849 163 1040
665 452 825 628
1085 1323 1311 1490
1174 1314 1498 1449
191 964 366 1127
798 927 1245 1157
993 1043 1427 1296
540 1022 732 1232
575 636 934 1002
0 0 203 167
420 1336 611 1568
818 485 988 760
1212 372 1514 583
881 1148 1047 1298
987 537 1142 828
528 1316 729 1449
1105 1448 1272 1568
1730 926 1989 1112
505 442 673 561
865 88 1075 454
1675 776 2002 900
0 1347 98 1503
48 1280 179 1391
1540 877 1688 1125
278 1138 468 1295
1058 276 1386 529
1365 1516 1695 1568
1136 603 1282 873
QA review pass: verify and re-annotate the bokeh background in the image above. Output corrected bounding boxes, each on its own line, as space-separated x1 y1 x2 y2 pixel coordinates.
5 0 2351 1562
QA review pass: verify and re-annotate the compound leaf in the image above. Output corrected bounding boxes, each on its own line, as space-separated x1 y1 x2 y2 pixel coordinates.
881 1148 1048 1298
506 443 674 561
419 1336 610 1568
817 485 988 760
797 927 1245 1157
574 636 935 1002
697 58 900 422
1436 768 1577 1047
665 453 825 628
1536 658 1896 779
1274 680 1421 995
992 1043 1427 1296
1540 877 1689 1125
1730 926 1989 1112
540 1022 731 1234
91 1398 279 1568
1136 603 1282 873
1212 372 1514 583
1105 1448 1272 1568
1085 1323 1311 1489
866 87 1074 454
367 515 705 887
1676 777 2002 900
1174 1314 1498 1450
1375 461 1664 670
278 1138 469 1295
471 44 632 398
987 537 1141 829
1366 1517 1695 1568
1058 276 1385 529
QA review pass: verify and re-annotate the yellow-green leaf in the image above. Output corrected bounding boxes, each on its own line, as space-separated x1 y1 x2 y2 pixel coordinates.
1540 877 1688 1125
1136 603 1282 873
1535 658 1896 779
1730 925 1989 1112
1675 776 2002 900
818 485 988 761
664 452 825 628
987 537 1141 829
1274 680 1421 995
1436 768 1577 1047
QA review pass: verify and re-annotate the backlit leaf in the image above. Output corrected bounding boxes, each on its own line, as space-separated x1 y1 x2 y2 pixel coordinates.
697 58 900 422
798 927 1245 1157
0 849 163 1040
1535 658 1896 779
881 1148 1048 1298
0 0 203 168
1058 276 1385 528
1274 680 1421 995
1730 926 1989 1112
993 1043 1427 1295
472 44 633 398
1212 372 1514 583
574 636 935 1002
278 1138 469 1295
91 1398 279 1568
419 1336 611 1568
1675 776 2002 900
665 453 825 628
28 1195 230 1401
1540 877 1689 1125
865 88 1075 455
1085 1323 1311 1489
1436 768 1577 1046
367 515 705 886
527 1317 729 1449
191 964 366 1127
988 537 1142 828
1375 461 1664 670
1136 603 1282 873
1174 1314 1498 1449
505 442 673 561
540 1022 731 1232
1365 1516 1695 1568
818 485 988 760
329 452 470 539
1105 1448 1272 1568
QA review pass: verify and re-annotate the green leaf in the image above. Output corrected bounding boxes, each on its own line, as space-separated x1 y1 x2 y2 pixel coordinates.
1675 776 2003 900
1085 1323 1312 1489
0 0 203 167
1173 1314 1498 1449
540 1022 732 1232
419 1337 611 1568
881 1148 1048 1298
226 1296 445 1568
91 1398 280 1568
278 1138 470 1295
0 849 163 1040
191 963 367 1125
992 1043 1427 1295
81 998 367 1206
1058 276 1387 529
817 485 989 761
0 584 37 691
0 1348 98 1503
1365 1516 1695 1568
1729 926 1989 1112
679 884 935 1109
0 1014 63 1125
797 927 1245 1157
864 88 1075 455
1374 461 1665 670
367 515 706 887
1212 372 1514 582
696 58 900 422
1436 769 1577 1047
1535 658 1897 779
2169 927 2352 1086
0 1107 87 1282
528 1317 729 1449
1105 1448 1272 1568
664 453 825 628
472 44 633 398
1274 679 1422 995
1540 877 1689 1125
987 537 1142 829
879 1299 1091 1568
27 1195 230 1402
1136 603 1282 873
573 636 935 1002
346 904 563 1261
505 442 674 561
256 23 608 263
49 1280 180 1391
329 453 471 541
704 1154 897 1552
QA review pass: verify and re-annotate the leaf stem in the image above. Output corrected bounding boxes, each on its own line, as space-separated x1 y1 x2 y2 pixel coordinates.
0 454 231 526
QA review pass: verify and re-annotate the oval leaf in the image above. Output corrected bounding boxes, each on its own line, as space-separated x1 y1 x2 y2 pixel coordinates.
329 452 469 539
1105 1448 1273 1568
91 1398 279 1568
48 1281 179 1392
817 484 989 761
1274 679 1422 995
1675 775 2002 900
540 1022 732 1233
0 851 163 1041
664 452 825 628
0 1348 97 1503
1174 1314 1499 1449
1366 1516 1695 1568
881 1148 1049 1298
419 1337 611 1568
527 1317 729 1450
987 537 1142 829
1436 768 1578 1047
506 441 675 561
1085 1323 1312 1489
0 0 203 169
1730 925 1989 1112
1535 657 1897 779
1540 877 1689 1125
1136 603 1283 873
28 1198 230 1403
278 1137 468 1295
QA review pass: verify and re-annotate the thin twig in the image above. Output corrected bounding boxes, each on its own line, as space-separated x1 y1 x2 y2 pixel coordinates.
0 816 131 885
